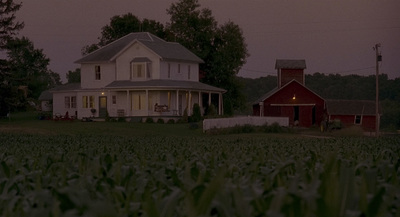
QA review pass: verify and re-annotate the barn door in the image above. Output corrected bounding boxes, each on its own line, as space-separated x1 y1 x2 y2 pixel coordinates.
294 106 299 125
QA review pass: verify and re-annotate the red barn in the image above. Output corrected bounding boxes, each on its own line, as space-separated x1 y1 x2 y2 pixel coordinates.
253 59 381 131
326 99 381 131
253 60 325 127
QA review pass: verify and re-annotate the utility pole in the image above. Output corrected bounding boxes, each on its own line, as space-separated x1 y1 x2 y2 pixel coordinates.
374 43 382 137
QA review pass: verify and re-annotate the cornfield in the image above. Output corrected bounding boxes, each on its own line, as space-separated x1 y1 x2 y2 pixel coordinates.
0 133 399 217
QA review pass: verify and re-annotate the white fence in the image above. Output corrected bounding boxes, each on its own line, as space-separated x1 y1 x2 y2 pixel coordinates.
203 116 289 132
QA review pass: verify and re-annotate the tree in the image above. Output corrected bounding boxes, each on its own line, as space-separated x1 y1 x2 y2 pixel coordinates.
0 0 24 115
5 37 59 99
82 13 166 55
66 68 81 83
0 0 24 48
166 0 249 115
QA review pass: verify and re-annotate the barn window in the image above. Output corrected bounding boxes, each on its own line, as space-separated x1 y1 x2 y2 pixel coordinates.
355 115 362 124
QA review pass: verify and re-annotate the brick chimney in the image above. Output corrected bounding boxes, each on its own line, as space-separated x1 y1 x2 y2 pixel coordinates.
275 59 306 88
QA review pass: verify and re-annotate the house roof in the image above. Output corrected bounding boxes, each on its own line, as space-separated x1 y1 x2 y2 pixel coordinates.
49 83 82 92
253 79 324 105
275 59 306 69
105 80 226 93
326 99 381 115
75 32 204 64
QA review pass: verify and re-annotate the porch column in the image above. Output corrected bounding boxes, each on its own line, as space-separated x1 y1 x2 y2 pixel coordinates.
208 92 211 106
218 93 222 115
146 90 149 116
126 90 129 116
188 91 192 116
176 90 179 116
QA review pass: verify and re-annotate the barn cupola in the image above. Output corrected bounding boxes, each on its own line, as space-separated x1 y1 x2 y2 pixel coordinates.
275 59 306 88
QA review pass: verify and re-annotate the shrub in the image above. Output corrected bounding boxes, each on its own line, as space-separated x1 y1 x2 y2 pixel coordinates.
191 103 202 122
167 119 175 124
205 104 217 117
157 118 165 124
145 117 154 123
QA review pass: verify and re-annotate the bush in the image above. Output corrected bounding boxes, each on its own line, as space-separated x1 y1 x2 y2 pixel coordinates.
145 117 154 123
167 119 175 124
205 104 217 117
262 122 283 133
190 103 202 122
157 118 165 124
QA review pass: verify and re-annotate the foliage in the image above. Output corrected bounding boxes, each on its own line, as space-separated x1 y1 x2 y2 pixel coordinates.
167 0 249 113
0 133 398 216
157 118 165 124
204 104 217 118
0 0 24 48
190 103 202 122
66 68 81 83
81 13 166 55
4 37 60 99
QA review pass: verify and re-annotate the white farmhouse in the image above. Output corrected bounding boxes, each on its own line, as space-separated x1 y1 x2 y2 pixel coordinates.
51 32 225 119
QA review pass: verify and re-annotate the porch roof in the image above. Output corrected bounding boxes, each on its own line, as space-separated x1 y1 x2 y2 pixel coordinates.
105 80 226 93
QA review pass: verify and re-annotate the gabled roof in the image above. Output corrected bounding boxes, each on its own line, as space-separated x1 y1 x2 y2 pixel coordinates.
75 32 203 64
49 83 82 92
253 79 324 105
275 59 306 69
326 99 381 115
105 80 226 93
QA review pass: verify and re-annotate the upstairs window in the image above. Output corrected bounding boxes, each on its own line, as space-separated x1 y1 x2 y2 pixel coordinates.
95 65 101 80
188 65 191 79
168 63 171 78
130 57 152 80
178 64 181 74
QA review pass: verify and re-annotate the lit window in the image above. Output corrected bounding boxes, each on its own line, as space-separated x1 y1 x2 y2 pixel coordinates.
82 96 94 108
95 66 101 80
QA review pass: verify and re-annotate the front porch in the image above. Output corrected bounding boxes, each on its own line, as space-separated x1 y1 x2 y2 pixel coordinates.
104 89 223 118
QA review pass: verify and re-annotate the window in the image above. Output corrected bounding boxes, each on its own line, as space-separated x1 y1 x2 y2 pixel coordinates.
82 96 94 108
131 63 146 79
178 64 181 74
132 93 145 110
95 65 101 80
71 96 76 108
188 65 191 79
64 96 77 109
112 95 117 104
65 97 70 108
168 63 171 78
355 115 362 124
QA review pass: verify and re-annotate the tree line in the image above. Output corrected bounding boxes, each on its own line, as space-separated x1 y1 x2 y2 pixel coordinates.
238 73 400 130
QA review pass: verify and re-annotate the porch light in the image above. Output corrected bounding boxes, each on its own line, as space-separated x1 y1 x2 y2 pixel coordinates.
101 92 105 95
292 94 296 100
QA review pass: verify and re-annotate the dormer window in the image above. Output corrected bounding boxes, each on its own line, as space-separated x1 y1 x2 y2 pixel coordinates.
130 57 151 79
95 65 101 80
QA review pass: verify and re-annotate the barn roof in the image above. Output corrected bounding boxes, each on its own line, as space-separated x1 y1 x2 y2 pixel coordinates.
326 99 381 115
253 79 324 105
75 32 203 64
275 59 306 69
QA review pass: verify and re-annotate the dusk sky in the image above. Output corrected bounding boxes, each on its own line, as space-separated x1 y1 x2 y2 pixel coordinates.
15 0 400 82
